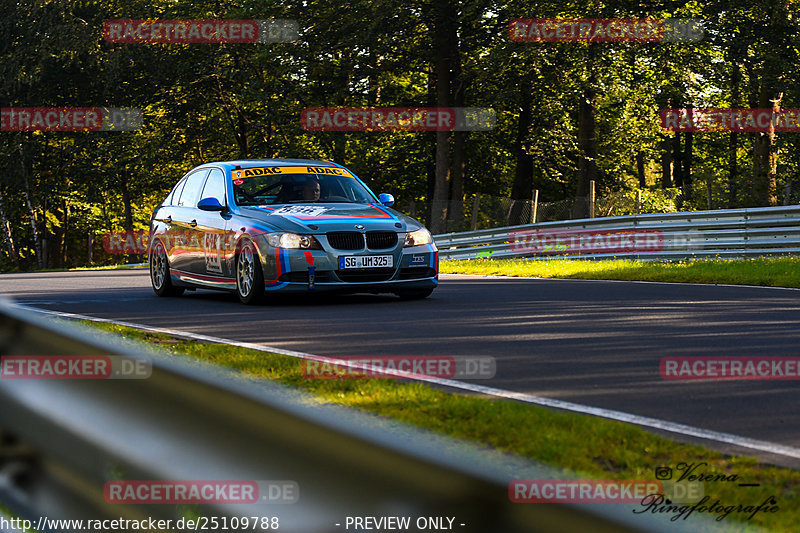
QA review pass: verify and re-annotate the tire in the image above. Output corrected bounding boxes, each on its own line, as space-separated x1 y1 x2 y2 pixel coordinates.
395 288 434 300
150 239 184 297
236 239 265 305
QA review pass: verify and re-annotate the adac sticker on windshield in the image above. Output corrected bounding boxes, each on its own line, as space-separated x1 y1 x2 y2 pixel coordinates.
231 166 354 180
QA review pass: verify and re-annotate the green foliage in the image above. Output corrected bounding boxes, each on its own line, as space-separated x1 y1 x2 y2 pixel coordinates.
1 0 799 269
600 187 681 217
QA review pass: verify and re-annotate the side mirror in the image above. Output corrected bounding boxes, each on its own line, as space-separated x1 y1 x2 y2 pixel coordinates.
198 197 225 212
379 193 395 207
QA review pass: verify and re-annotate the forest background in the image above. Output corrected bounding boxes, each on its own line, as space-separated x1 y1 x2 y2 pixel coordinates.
1 0 797 269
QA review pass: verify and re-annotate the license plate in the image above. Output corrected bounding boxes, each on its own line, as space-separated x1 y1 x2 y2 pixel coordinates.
339 255 393 269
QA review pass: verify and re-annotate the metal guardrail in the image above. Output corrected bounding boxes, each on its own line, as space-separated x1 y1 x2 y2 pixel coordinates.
0 301 711 533
434 205 800 261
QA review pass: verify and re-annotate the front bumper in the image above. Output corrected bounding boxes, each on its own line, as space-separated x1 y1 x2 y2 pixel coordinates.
258 241 438 293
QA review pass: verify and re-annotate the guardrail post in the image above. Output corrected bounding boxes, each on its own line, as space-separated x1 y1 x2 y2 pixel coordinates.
530 189 538 224
636 190 641 214
410 200 416 218
589 180 595 218
471 194 481 230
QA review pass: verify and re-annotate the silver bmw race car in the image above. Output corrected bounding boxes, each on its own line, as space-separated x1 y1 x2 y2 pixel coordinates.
148 159 438 304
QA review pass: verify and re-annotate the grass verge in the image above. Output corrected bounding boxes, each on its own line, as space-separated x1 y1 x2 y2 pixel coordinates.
78 320 799 532
440 257 800 288
0 264 148 274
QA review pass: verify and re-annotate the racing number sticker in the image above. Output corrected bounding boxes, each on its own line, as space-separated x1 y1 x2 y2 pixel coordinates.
272 205 329 217
204 232 223 274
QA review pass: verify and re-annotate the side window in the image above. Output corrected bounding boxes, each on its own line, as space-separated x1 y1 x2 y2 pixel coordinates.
165 178 187 206
200 168 226 205
176 169 210 207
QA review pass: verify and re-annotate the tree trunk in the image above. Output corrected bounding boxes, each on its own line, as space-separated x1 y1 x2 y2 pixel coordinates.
660 134 673 188
728 59 741 208
120 169 134 263
751 2 787 207
265 104 273 158
672 133 683 188
221 53 249 158
0 189 18 266
425 68 436 229
41 195 48 269
120 169 134 231
429 0 456 234
333 135 346 165
752 88 781 206
573 44 597 219
447 16 465 226
448 71 466 225
683 131 693 198
61 199 70 266
728 130 739 208
431 132 450 233
449 131 465 225
783 177 792 205
636 151 646 188
236 109 249 159
18 143 42 269
426 133 436 228
510 75 533 225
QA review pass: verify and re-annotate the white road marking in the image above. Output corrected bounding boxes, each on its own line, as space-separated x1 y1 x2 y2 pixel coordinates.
19 304 800 461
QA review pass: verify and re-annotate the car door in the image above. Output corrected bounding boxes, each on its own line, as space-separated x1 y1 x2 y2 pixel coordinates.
169 168 210 274
195 168 234 284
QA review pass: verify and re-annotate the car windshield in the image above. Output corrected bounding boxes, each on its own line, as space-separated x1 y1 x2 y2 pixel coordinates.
232 169 377 206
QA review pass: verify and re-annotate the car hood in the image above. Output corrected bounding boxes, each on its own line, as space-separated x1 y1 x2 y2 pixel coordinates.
238 203 420 233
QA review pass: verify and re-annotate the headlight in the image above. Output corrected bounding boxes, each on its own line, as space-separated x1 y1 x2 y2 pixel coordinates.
266 232 319 249
404 228 433 247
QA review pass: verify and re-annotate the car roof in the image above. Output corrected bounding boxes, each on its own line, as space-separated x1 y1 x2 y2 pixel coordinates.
195 159 341 171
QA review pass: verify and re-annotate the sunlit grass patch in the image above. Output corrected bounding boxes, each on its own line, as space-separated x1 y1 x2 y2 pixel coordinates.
74 320 800 532
441 257 800 288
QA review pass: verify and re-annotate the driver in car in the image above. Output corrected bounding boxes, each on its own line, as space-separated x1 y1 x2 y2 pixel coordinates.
302 176 321 202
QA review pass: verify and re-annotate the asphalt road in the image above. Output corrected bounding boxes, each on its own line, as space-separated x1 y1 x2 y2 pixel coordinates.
2 269 800 465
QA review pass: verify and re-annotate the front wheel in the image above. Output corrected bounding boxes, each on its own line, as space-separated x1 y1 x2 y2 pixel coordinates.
236 240 265 305
150 239 184 297
395 288 434 300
